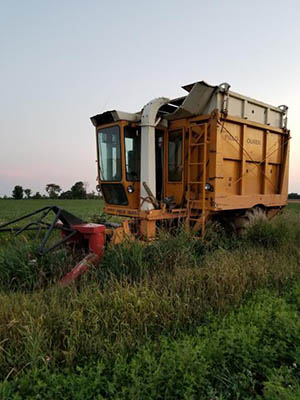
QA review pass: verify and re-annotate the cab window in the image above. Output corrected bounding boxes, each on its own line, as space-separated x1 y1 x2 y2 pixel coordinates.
98 126 122 181
168 130 183 181
124 126 140 181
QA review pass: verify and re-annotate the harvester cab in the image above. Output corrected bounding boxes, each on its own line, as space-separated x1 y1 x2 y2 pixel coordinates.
0 80 290 286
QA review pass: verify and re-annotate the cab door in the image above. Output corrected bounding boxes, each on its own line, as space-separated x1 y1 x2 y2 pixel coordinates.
165 127 185 206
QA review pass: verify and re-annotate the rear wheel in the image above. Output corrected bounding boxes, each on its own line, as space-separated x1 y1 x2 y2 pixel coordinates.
233 207 266 235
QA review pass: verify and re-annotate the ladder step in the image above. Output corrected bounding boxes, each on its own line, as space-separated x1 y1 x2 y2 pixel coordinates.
188 162 204 166
190 141 210 146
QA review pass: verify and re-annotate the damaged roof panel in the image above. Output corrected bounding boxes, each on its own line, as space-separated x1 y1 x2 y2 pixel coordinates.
91 80 287 129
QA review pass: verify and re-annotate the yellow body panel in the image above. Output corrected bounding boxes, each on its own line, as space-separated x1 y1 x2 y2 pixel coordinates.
208 113 289 211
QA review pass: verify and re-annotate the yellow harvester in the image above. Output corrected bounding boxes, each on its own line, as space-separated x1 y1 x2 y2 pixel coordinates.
91 80 290 240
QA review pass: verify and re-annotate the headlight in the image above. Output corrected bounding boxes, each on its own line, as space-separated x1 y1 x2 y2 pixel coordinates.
127 185 134 193
205 183 214 192
96 184 101 193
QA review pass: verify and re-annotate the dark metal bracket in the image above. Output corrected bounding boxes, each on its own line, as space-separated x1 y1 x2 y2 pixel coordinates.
0 206 85 256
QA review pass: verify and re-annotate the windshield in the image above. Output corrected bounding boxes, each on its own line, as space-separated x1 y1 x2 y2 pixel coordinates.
98 126 122 181
168 130 182 181
124 126 140 181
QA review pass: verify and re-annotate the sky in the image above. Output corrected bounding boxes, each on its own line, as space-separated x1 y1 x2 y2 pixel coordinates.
1 0 300 196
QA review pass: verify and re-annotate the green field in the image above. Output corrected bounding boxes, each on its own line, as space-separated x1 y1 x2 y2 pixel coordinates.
0 199 104 223
1 200 300 399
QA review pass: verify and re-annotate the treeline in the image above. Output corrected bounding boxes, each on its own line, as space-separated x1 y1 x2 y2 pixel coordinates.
2 182 100 200
288 192 300 199
3 187 298 200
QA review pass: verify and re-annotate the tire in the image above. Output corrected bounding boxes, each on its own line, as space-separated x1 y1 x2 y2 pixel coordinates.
233 207 266 235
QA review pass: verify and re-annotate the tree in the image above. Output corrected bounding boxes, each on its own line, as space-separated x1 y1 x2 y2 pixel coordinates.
24 189 32 199
12 185 24 200
33 191 42 199
71 181 87 199
46 183 62 199
87 190 98 199
288 193 300 199
60 190 72 199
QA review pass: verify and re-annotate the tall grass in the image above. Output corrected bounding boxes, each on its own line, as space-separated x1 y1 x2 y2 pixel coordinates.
0 208 300 399
2 281 300 399
0 210 300 382
0 236 74 291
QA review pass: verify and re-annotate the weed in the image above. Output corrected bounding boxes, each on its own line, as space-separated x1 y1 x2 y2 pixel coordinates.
2 282 300 399
1 202 300 398
0 238 71 291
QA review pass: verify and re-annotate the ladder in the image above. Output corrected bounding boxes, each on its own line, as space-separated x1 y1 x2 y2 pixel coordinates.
186 122 209 236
